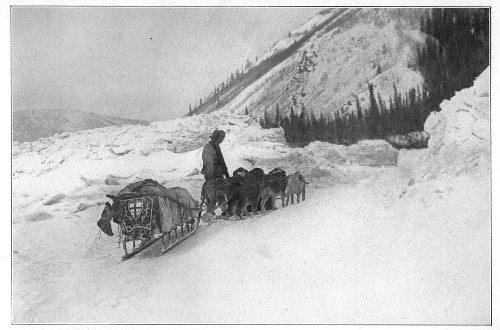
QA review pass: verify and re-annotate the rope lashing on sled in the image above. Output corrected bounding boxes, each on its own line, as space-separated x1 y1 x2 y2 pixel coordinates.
95 228 102 240
117 224 124 248
89 227 121 254
106 193 201 212
89 228 103 251
93 220 127 251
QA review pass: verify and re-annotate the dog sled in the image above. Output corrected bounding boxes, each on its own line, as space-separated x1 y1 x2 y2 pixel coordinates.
96 168 307 260
97 179 202 260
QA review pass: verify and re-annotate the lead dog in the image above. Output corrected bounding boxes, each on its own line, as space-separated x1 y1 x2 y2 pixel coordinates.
284 172 307 205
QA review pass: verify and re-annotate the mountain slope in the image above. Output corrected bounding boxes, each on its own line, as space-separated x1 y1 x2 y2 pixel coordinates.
190 8 350 116
192 8 426 119
13 109 149 143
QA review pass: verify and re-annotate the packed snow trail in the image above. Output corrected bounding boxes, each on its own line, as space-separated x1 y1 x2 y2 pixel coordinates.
12 167 490 324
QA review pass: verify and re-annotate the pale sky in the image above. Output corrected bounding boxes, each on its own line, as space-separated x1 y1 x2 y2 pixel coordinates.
11 6 321 121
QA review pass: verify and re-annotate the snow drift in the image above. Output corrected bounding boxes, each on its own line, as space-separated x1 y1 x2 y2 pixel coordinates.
398 67 490 180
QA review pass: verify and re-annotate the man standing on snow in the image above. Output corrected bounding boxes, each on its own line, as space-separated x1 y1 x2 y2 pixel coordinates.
201 129 230 219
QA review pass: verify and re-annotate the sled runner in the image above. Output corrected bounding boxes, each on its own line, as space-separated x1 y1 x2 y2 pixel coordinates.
97 179 202 260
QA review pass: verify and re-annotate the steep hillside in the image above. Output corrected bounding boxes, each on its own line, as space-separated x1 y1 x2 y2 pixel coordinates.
189 8 349 116
191 8 426 120
13 109 149 143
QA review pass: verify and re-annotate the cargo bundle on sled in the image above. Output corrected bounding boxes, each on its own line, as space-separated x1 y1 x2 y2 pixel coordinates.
97 179 202 260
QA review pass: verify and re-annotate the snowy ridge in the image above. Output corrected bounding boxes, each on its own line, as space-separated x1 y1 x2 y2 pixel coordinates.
253 8 345 66
200 8 426 120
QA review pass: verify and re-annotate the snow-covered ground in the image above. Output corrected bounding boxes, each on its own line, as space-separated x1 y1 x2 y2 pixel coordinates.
12 68 490 324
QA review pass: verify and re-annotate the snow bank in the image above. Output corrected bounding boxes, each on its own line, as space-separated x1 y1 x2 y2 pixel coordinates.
398 67 490 180
13 108 400 213
13 109 404 236
305 140 398 166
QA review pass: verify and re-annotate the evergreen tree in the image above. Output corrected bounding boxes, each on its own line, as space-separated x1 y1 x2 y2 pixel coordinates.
414 88 424 131
367 83 380 138
281 115 290 142
290 106 298 144
263 109 270 128
386 96 393 133
334 112 343 144
391 83 403 134
425 11 432 35
275 104 280 128
377 92 389 137
245 106 249 115
309 111 317 142
298 107 307 146
407 87 417 131
353 96 361 141
317 112 326 141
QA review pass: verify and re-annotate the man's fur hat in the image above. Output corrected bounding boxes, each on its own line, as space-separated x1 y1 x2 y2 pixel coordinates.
210 129 226 142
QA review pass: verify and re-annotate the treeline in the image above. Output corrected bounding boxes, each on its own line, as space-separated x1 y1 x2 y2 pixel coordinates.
415 8 489 113
259 8 489 147
260 83 429 146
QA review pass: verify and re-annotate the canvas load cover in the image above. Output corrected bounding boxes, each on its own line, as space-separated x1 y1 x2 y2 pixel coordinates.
117 179 199 232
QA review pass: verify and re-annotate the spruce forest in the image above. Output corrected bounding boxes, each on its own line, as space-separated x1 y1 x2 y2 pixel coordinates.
259 8 489 147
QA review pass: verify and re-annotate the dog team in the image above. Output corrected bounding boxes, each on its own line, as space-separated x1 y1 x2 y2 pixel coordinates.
201 129 307 220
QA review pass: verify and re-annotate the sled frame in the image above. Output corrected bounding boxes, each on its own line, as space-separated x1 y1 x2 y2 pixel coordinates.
121 209 202 260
